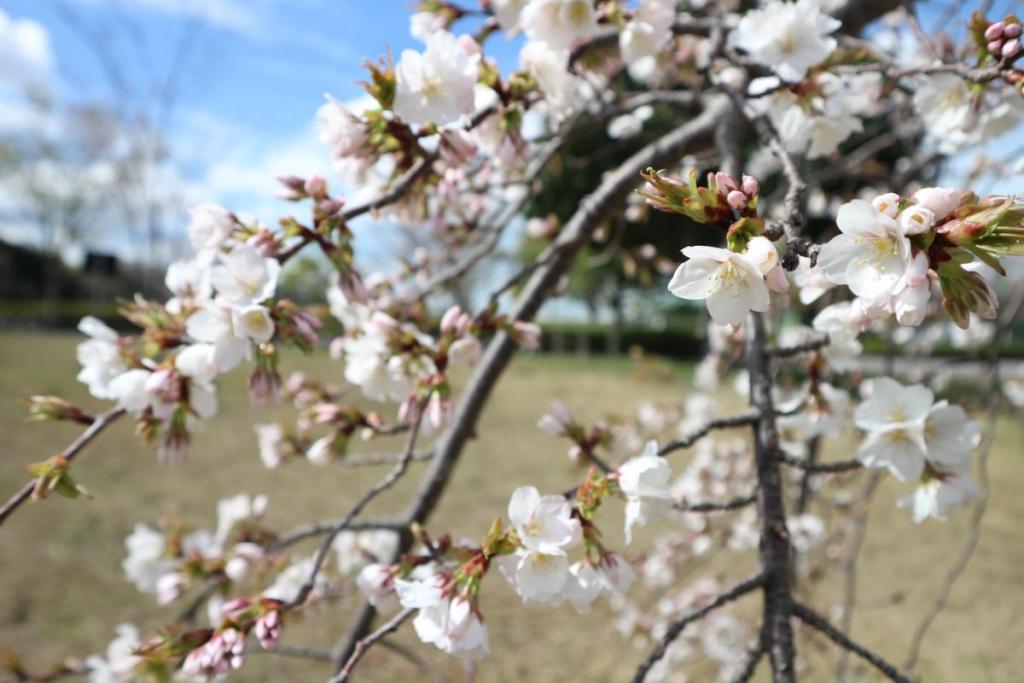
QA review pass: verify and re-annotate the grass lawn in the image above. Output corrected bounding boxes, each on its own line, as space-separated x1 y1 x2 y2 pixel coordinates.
1 331 1022 682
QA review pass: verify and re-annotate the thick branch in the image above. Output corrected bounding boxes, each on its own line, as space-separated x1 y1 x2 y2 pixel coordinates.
793 602 912 683
631 574 765 683
0 407 126 528
331 99 726 664
748 312 797 682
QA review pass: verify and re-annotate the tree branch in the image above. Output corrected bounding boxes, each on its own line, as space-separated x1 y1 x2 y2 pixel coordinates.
286 405 428 610
0 407 126 529
631 574 765 683
329 607 415 683
792 602 912 683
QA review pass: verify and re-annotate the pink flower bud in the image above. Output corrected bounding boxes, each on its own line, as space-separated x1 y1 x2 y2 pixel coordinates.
511 321 541 350
276 175 306 200
220 596 252 620
1002 39 1020 57
440 305 463 334
255 610 283 651
304 174 326 197
317 198 345 216
984 22 1005 41
911 187 962 219
715 172 738 193
1005 23 1022 39
726 190 748 211
988 40 1003 53
741 174 759 197
457 34 482 57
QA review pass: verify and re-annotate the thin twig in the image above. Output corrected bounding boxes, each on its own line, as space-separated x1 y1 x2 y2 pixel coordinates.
793 602 912 683
286 405 428 610
631 574 765 683
675 494 756 514
902 283 1024 672
657 412 760 456
0 407 126 528
779 453 863 474
329 608 416 683
728 641 766 683
267 519 407 555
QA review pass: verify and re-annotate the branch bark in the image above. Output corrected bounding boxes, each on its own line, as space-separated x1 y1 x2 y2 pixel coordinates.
0 407 126 528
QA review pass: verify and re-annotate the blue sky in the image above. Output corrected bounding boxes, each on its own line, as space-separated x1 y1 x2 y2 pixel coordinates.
0 0 525 263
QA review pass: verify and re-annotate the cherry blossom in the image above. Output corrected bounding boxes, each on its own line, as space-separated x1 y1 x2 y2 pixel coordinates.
187 202 235 252
818 199 912 300
667 245 770 326
209 245 281 306
727 0 840 82
898 461 980 523
618 441 674 543
521 0 598 50
854 378 934 481
507 485 581 555
85 624 141 683
393 30 477 126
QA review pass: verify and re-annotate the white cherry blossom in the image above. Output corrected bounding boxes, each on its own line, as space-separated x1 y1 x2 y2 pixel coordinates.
122 524 175 594
667 245 770 326
728 0 840 82
521 0 598 50
854 378 934 481
817 199 912 299
924 401 981 466
86 624 142 683
76 316 127 400
507 485 581 555
187 203 235 253
496 549 571 603
209 245 281 306
317 95 369 164
618 440 674 543
393 30 477 126
898 461 979 523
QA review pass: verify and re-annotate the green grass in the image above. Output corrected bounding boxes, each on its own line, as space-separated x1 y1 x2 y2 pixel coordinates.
1 331 1022 682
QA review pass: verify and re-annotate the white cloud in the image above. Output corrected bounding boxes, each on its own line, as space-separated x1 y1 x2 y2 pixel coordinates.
0 8 53 86
71 0 263 36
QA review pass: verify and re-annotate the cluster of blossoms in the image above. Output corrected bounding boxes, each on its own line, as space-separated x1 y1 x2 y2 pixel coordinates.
15 1 1024 681
855 378 981 522
121 493 270 605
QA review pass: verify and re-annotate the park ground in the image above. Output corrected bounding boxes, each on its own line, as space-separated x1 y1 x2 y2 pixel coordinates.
1 331 1022 682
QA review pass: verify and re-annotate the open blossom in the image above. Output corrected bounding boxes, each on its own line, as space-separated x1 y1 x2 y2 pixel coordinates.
521 0 598 50
317 95 369 164
187 202 235 252
924 401 981 465
393 30 477 126
620 0 675 81
817 199 912 300
214 493 267 546
898 461 980 523
263 554 322 603
727 0 840 82
496 549 571 603
356 563 399 610
122 524 175 594
210 245 281 306
507 485 581 555
254 423 285 468
334 528 400 574
563 553 638 613
165 257 212 311
913 73 1021 151
86 624 141 683
342 316 435 403
185 304 269 373
854 378 934 481
618 440 674 543
76 316 126 400
396 574 489 661
667 245 770 326
519 41 578 116
492 0 528 35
